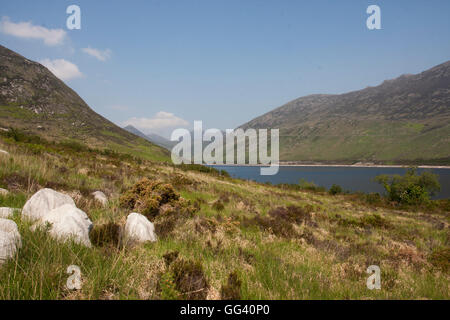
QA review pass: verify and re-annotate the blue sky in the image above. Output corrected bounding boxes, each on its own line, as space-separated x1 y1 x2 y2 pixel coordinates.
1 0 450 137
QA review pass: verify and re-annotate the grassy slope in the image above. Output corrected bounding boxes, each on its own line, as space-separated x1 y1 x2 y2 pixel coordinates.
0 135 448 299
0 105 170 163
280 119 450 164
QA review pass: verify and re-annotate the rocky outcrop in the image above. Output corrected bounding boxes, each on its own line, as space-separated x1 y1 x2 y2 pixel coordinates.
124 213 157 244
22 188 76 221
0 218 21 264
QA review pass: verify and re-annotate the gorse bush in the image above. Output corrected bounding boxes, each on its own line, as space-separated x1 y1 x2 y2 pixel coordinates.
374 168 440 205
119 178 180 218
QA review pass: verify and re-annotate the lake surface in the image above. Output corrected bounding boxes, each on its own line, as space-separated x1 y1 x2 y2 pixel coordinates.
211 165 450 199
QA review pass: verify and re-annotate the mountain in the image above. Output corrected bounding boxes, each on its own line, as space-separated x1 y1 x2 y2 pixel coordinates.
0 45 169 161
240 61 450 164
123 125 176 150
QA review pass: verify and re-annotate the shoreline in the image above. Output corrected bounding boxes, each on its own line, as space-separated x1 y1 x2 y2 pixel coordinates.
210 163 450 169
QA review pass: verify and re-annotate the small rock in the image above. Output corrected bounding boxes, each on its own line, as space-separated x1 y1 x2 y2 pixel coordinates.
0 218 22 264
33 204 93 247
22 188 76 221
124 213 157 244
78 168 89 175
0 149 9 156
92 191 108 207
0 188 9 196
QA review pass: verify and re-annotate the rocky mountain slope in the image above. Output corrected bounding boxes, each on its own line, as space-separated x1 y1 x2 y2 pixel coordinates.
0 45 168 161
123 125 176 150
240 61 450 164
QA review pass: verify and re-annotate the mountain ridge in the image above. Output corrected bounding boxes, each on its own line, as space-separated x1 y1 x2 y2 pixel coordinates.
123 125 175 150
240 60 450 164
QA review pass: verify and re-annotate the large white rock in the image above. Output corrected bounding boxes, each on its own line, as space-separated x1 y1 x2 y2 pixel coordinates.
0 207 16 218
124 213 157 244
0 188 9 196
33 204 93 247
22 188 76 221
0 149 9 156
0 218 22 264
92 191 108 207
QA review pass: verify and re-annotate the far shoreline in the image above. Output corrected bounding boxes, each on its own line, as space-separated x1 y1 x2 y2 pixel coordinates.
209 163 450 169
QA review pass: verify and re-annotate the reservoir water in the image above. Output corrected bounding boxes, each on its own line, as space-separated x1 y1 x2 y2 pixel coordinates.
211 165 450 199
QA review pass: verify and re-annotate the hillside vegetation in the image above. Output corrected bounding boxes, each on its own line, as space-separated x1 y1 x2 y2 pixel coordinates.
0 130 448 299
241 61 450 164
0 45 169 162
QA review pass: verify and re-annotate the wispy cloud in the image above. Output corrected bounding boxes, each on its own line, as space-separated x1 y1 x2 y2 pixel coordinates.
40 58 83 81
0 16 66 46
82 47 112 61
123 112 189 135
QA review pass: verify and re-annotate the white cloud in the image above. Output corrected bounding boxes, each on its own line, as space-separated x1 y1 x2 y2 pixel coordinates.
40 59 83 81
123 112 189 135
82 47 112 61
0 16 66 46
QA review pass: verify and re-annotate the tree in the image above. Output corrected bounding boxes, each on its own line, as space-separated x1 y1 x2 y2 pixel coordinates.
374 167 440 205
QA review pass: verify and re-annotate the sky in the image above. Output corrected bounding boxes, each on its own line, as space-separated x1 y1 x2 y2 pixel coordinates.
1 0 450 138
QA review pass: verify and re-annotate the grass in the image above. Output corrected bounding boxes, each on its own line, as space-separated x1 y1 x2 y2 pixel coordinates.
0 133 449 300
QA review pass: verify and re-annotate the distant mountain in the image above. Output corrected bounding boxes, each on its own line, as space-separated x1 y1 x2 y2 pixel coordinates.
123 125 176 150
240 61 450 164
0 45 169 161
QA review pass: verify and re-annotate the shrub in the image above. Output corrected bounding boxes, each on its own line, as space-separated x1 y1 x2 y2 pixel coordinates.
360 214 390 229
298 178 326 192
163 251 180 267
268 205 312 225
428 248 450 272
242 214 297 239
375 168 440 205
329 184 343 195
171 258 209 300
221 271 242 300
119 178 180 219
212 199 225 211
364 192 382 205
159 272 180 300
90 222 121 247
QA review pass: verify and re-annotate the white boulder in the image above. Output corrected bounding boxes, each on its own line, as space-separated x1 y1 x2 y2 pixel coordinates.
0 149 9 156
33 204 93 247
0 207 18 218
0 188 9 196
92 191 108 206
22 188 76 221
0 218 22 264
124 213 157 244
